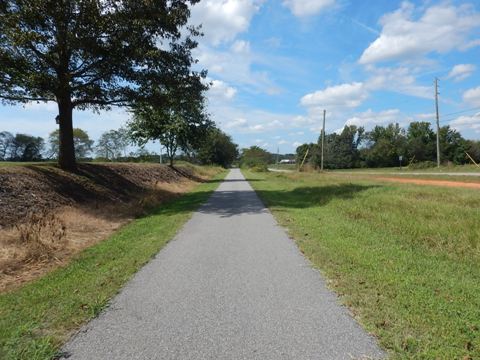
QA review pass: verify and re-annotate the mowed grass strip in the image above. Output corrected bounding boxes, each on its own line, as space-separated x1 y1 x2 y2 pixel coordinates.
244 170 480 359
0 170 226 360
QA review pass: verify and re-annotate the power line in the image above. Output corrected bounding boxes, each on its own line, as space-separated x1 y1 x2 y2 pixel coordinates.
439 112 480 124
441 106 480 118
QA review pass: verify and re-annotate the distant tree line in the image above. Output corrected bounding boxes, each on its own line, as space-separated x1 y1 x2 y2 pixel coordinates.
296 122 480 169
0 126 238 168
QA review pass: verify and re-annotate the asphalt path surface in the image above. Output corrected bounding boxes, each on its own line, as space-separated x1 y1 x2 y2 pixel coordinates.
62 169 384 360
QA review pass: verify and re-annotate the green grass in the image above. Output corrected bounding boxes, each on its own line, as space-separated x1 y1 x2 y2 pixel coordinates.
244 170 480 359
267 163 297 171
331 164 480 173
0 161 57 167
0 170 226 360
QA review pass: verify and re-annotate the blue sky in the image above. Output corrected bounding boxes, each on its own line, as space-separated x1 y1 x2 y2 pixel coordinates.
1 0 480 154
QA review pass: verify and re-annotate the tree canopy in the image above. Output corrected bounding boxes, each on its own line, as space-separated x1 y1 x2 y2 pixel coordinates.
48 128 93 159
0 132 44 161
197 128 238 168
296 121 479 169
128 78 211 166
0 0 201 169
96 128 130 160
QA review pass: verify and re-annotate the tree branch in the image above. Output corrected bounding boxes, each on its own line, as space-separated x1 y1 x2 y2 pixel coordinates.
0 94 54 102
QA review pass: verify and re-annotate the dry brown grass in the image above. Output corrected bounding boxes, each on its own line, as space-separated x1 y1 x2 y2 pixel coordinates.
0 178 199 292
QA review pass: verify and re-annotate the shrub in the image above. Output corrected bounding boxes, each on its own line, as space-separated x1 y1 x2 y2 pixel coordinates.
409 161 437 169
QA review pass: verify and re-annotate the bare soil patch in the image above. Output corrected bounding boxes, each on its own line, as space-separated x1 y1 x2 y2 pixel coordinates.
0 163 214 292
374 176 480 189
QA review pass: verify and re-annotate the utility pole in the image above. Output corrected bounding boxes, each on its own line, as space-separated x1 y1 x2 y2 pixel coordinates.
276 146 279 164
321 109 326 171
435 78 441 168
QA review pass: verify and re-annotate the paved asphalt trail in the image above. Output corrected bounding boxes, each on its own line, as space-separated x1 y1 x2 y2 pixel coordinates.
62 169 384 359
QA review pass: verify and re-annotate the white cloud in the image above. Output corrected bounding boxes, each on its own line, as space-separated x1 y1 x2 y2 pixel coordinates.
277 139 288 145
231 40 250 53
190 0 261 46
463 87 480 106
450 112 480 134
301 82 368 109
416 113 436 120
447 64 476 82
283 0 335 17
359 2 480 64
224 117 248 129
208 79 237 101
292 141 303 148
344 109 401 128
194 42 280 95
250 124 265 132
365 65 431 99
23 101 58 112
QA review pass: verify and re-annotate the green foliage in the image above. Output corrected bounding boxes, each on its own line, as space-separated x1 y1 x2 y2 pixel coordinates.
406 122 436 162
240 146 273 168
95 128 130 160
197 128 238 168
362 123 407 167
295 121 474 169
307 125 364 169
295 143 318 165
128 77 211 166
408 161 437 169
0 0 202 169
2 133 45 161
466 140 480 163
48 128 93 159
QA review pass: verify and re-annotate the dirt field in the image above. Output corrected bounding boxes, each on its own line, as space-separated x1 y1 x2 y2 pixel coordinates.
373 176 480 189
0 163 217 292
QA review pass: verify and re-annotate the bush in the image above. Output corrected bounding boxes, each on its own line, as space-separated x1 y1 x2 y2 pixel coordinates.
250 163 269 172
409 161 437 169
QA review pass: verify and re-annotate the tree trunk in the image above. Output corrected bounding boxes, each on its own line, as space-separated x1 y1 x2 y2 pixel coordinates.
57 96 77 171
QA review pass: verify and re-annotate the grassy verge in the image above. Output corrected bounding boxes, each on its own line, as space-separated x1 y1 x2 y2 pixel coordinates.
331 164 480 173
0 170 226 360
243 170 480 359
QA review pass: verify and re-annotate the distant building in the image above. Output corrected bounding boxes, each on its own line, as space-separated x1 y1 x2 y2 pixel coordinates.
279 159 295 164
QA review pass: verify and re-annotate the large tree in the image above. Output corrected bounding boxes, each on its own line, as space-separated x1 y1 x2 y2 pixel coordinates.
0 0 199 170
363 123 407 167
323 125 365 169
128 75 211 166
406 122 436 162
439 125 466 164
240 146 273 168
95 128 130 160
197 128 238 168
48 127 93 159
8 133 45 161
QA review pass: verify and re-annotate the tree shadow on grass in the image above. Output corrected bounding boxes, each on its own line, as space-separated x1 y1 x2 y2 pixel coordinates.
25 164 144 203
149 183 378 219
254 184 378 210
